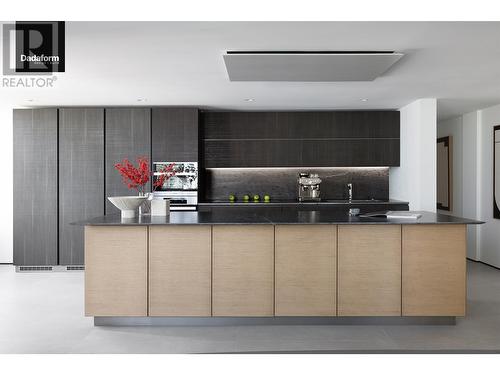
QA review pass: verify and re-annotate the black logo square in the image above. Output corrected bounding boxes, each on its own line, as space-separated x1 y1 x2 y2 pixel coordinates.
2 21 65 74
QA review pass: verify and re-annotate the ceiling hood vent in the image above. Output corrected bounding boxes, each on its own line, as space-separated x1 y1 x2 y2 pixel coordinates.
223 51 404 82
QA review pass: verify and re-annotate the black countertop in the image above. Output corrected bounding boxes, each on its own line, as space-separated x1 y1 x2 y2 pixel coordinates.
198 199 409 207
75 210 483 226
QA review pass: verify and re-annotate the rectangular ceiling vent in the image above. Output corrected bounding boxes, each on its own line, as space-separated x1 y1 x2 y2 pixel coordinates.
223 50 404 82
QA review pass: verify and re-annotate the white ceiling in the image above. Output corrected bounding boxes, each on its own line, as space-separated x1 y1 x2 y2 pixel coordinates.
2 21 500 120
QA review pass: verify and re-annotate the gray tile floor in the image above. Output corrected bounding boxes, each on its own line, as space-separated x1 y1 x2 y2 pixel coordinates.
0 261 499 353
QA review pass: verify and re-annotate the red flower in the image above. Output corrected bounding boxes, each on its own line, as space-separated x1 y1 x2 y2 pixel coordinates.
114 157 176 194
114 156 151 195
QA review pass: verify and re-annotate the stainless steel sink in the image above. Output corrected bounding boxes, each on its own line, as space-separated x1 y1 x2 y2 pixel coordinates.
322 199 387 203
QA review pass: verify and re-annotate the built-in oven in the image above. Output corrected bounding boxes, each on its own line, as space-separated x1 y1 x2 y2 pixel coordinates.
152 162 198 211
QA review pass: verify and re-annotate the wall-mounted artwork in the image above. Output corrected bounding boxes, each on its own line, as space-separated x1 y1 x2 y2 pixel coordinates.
494 125 500 219
437 136 452 211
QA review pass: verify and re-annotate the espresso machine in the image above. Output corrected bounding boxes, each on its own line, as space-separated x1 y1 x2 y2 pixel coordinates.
297 173 322 202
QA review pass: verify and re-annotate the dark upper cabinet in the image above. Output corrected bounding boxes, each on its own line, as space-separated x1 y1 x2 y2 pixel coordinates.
202 112 277 139
152 108 199 162
13 109 58 265
59 108 104 265
203 139 400 168
202 111 399 139
105 108 151 214
201 111 400 167
276 111 400 138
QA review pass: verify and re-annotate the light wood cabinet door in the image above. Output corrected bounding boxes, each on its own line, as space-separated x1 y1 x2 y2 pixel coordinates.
275 225 337 316
402 224 466 316
149 226 211 316
338 225 402 316
85 226 148 316
212 225 274 316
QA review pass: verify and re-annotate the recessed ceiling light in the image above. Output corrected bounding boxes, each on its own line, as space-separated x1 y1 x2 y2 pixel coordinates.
137 98 147 102
26 99 34 102
360 98 368 102
244 98 255 102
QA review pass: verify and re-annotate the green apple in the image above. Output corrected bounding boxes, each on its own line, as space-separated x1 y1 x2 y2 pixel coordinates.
253 194 260 201
229 194 236 202
243 194 250 202
264 194 271 202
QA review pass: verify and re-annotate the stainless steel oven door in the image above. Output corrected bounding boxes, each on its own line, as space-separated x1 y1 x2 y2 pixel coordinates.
152 191 198 211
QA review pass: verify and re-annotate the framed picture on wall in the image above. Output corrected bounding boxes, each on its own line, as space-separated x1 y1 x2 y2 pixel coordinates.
494 125 500 219
437 136 452 211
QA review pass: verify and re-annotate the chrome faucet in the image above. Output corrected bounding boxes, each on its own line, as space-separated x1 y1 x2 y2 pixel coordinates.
347 183 353 202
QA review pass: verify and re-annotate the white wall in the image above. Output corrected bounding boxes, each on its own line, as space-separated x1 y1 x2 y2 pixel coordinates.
476 104 500 267
390 98 437 212
0 105 13 263
462 111 480 260
437 113 481 260
437 116 463 217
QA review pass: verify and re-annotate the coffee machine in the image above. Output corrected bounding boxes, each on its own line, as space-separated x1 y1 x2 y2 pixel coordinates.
297 173 322 202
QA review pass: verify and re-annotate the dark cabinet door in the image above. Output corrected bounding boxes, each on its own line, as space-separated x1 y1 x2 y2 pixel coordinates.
105 108 151 214
59 108 104 265
300 139 400 167
275 111 400 138
203 111 399 139
13 109 58 265
152 108 199 162
204 140 302 167
202 112 277 139
204 139 399 167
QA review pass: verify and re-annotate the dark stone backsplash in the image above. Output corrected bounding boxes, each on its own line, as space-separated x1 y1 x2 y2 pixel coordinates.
203 167 389 202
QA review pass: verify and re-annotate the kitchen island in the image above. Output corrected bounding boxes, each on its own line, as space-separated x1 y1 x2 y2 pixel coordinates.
77 210 482 325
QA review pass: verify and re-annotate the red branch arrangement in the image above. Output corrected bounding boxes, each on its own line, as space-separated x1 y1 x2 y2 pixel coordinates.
114 157 175 195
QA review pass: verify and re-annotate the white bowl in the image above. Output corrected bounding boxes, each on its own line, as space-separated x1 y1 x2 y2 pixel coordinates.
107 196 147 218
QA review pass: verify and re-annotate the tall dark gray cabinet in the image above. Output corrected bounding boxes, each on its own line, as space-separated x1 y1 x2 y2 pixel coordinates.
13 109 58 266
59 108 104 265
105 108 151 215
152 108 199 161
